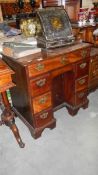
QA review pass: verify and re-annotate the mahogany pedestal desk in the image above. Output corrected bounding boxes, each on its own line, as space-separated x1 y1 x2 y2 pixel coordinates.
0 59 24 148
2 42 92 139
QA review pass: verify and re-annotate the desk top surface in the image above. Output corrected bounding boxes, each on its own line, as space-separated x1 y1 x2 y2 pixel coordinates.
4 42 92 66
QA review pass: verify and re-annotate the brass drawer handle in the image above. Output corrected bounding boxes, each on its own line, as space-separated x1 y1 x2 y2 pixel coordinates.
78 78 86 85
79 62 87 69
60 56 67 65
78 92 85 98
40 112 48 119
39 96 47 104
35 63 44 71
36 78 46 87
81 50 87 58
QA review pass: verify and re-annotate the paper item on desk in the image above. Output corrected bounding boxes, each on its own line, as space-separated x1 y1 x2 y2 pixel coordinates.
3 42 36 49
1 35 37 46
3 47 41 58
5 28 21 36
19 36 37 46
0 30 4 38
13 47 41 58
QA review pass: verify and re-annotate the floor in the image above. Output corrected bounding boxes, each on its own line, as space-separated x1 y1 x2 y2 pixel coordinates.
0 90 98 175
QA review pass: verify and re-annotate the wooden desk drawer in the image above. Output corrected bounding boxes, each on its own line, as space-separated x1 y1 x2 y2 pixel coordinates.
75 60 89 78
28 56 69 77
66 89 88 106
75 90 88 105
74 48 90 59
92 55 98 62
30 73 51 97
89 57 98 80
92 62 98 78
32 92 52 114
75 76 88 91
0 74 13 87
34 108 53 128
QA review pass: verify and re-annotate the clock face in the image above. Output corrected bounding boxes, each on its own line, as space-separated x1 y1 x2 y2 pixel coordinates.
51 17 63 30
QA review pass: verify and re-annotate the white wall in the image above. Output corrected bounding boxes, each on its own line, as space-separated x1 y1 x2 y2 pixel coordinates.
82 0 93 9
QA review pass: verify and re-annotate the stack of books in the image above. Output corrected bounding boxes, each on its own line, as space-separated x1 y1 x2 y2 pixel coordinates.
3 42 41 58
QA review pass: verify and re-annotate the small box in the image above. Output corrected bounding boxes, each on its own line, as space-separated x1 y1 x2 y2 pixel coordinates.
36 7 75 48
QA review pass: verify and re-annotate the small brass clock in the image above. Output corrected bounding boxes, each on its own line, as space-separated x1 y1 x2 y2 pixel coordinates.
20 18 41 38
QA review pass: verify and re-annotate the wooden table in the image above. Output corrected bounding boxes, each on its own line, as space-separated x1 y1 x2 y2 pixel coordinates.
0 59 24 148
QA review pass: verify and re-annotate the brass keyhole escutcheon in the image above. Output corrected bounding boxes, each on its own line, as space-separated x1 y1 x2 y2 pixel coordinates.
81 50 87 58
35 63 44 71
36 79 46 87
80 62 87 69
39 97 47 104
61 56 67 65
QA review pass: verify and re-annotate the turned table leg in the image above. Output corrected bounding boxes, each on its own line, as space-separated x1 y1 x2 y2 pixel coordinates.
0 91 25 148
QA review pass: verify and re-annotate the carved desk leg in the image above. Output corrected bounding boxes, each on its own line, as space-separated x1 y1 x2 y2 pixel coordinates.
0 91 25 148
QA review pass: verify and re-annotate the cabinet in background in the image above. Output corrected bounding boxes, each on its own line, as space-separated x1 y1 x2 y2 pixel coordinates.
72 23 98 44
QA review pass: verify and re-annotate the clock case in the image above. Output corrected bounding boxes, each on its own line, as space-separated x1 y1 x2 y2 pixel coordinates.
36 7 75 49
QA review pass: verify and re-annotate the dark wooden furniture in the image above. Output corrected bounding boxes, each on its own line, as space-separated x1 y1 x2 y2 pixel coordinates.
2 42 92 139
0 1 40 17
72 23 98 44
0 59 24 148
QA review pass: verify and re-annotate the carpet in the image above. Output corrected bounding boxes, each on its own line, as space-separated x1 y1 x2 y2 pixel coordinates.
0 90 98 175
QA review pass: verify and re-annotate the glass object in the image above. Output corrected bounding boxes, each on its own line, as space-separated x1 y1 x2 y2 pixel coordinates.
78 8 89 26
78 12 83 26
7 90 12 105
89 10 96 25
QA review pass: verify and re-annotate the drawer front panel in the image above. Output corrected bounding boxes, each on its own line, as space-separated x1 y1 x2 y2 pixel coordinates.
34 109 53 128
75 76 88 91
0 74 12 86
64 89 88 106
33 92 52 114
74 48 91 59
75 90 88 105
91 55 98 63
90 59 98 80
95 55 98 61
30 73 51 97
28 56 69 77
75 60 89 78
